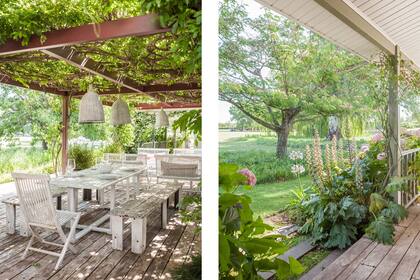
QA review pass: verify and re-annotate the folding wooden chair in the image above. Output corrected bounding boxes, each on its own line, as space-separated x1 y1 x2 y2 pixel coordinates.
12 173 80 270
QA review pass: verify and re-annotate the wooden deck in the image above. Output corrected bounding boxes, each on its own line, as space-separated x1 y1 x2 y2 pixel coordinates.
0 188 201 280
314 205 420 280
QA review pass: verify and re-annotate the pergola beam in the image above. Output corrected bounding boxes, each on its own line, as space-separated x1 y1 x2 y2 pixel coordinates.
0 74 200 99
71 83 201 97
42 47 146 95
0 74 67 96
41 47 201 98
0 14 170 56
136 102 201 111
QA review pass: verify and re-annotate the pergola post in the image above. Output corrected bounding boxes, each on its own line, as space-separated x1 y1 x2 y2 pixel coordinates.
61 95 70 175
388 45 401 201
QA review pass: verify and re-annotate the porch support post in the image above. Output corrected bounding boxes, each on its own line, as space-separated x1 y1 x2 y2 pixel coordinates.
61 94 70 175
388 45 401 201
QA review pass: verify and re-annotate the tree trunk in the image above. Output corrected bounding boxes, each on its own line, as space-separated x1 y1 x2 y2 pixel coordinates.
327 116 341 141
276 127 289 158
41 140 48 150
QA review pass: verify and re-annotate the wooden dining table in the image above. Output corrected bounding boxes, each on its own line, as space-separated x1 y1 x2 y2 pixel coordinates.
50 164 147 241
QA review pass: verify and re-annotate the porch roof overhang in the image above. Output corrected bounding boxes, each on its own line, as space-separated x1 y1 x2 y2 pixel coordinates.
256 0 420 70
0 14 201 108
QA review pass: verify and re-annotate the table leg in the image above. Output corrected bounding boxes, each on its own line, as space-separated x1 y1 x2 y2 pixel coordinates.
83 189 92 201
131 217 147 254
110 184 116 210
56 196 62 210
97 189 105 205
67 188 78 212
111 215 123 250
174 189 180 209
161 200 168 228
5 204 16 234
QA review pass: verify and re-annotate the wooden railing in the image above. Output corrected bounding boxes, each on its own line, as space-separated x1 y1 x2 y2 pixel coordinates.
398 148 420 207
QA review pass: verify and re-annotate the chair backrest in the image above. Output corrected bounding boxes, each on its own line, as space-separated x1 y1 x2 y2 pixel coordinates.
155 155 202 178
173 148 202 155
123 153 147 166
137 148 170 155
140 141 167 148
12 173 57 228
104 153 123 163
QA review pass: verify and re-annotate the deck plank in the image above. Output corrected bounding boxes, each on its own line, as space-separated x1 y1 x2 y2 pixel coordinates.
142 223 186 280
0 192 196 280
361 225 406 267
389 231 420 280
346 264 375 280
367 213 420 280
160 224 197 279
313 237 373 280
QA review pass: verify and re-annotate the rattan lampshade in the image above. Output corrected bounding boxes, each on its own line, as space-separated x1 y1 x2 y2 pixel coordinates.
78 85 104 123
111 98 131 125
156 109 169 128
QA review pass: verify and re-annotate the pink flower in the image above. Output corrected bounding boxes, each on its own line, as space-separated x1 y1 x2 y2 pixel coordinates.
377 152 386 160
371 133 384 143
360 144 369 153
238 168 257 186
406 128 420 137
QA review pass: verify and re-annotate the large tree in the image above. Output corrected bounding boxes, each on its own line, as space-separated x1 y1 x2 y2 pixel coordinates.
219 0 375 158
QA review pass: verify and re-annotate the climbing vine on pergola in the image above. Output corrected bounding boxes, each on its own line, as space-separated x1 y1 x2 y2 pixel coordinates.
0 0 202 172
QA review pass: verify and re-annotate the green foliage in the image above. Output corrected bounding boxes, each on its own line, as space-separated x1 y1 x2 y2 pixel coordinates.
219 163 303 279
68 145 95 170
111 124 135 153
220 149 296 183
173 110 202 142
139 0 201 73
219 0 380 157
0 147 50 183
179 194 201 230
405 136 420 150
0 0 141 45
171 255 201 280
294 139 408 249
102 143 123 154
131 112 166 149
0 1 200 103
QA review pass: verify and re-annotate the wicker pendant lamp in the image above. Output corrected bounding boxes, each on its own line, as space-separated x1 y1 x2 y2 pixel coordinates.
78 85 104 123
111 98 131 125
156 108 169 128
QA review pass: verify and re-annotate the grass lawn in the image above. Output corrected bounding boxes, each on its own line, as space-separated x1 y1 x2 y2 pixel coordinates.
220 135 368 184
0 147 51 183
239 176 311 218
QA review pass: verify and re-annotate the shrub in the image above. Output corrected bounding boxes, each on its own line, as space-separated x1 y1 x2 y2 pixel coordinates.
171 255 201 280
293 133 408 249
219 150 297 183
102 143 123 154
69 145 95 170
219 163 304 279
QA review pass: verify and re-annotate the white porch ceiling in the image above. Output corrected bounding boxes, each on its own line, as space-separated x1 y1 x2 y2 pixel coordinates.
256 0 420 68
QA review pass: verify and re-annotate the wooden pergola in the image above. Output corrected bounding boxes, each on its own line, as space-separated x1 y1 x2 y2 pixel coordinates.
0 13 201 173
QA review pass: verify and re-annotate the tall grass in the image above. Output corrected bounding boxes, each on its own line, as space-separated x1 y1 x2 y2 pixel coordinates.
220 136 368 184
0 147 51 183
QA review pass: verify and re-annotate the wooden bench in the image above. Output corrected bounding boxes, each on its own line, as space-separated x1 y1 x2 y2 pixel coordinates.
110 193 161 254
144 183 182 228
2 187 66 235
110 182 182 254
